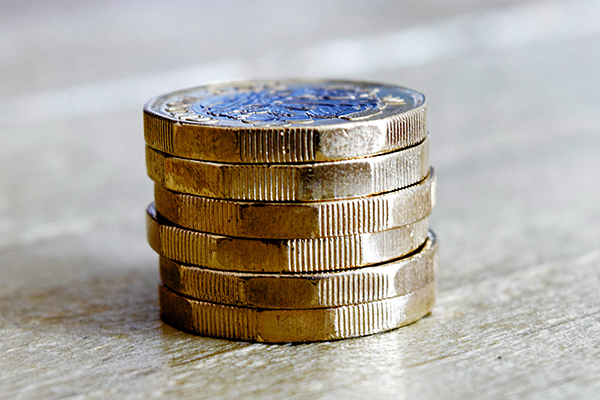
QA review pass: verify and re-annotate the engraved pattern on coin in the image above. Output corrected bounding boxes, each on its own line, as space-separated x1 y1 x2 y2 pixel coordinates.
144 80 428 163
159 81 419 128
190 85 397 126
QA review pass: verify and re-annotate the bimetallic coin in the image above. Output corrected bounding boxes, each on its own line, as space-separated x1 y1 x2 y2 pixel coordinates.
154 170 435 239
147 204 429 273
160 280 436 343
146 139 429 201
160 232 437 309
144 80 427 163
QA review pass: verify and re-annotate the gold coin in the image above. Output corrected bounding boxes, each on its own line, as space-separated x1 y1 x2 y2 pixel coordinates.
147 203 429 273
144 80 427 163
154 169 435 239
146 139 429 201
159 280 436 342
160 231 437 308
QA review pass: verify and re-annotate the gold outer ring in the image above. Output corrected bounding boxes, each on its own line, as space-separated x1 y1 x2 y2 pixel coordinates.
144 80 427 163
154 170 435 239
146 139 429 201
147 204 429 273
159 280 436 343
160 232 437 309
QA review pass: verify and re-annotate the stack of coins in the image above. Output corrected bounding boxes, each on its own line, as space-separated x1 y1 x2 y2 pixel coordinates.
144 80 437 343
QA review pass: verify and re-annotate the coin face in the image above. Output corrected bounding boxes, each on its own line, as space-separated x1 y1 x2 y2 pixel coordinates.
148 80 425 128
144 80 427 163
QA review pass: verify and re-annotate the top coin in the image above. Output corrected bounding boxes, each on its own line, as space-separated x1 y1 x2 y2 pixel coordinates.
144 80 427 163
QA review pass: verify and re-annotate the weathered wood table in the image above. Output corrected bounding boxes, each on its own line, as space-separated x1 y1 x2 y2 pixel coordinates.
1 1 599 398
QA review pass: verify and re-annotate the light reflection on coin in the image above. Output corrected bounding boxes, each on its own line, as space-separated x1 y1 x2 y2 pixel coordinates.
154 170 435 239
160 280 436 343
146 139 429 201
160 231 437 309
144 80 427 163
147 203 429 273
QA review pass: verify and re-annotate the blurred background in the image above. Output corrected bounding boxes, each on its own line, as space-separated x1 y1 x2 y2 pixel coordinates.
1 1 599 398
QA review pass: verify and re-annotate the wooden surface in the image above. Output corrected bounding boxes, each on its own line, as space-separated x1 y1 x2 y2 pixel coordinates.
1 1 600 398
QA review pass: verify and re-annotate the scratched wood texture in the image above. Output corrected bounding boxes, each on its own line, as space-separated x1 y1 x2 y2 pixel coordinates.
1 1 600 399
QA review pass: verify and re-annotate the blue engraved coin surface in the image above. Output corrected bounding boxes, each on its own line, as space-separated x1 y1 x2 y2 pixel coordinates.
153 80 425 128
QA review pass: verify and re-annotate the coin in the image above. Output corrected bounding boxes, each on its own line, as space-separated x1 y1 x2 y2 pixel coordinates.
146 138 429 201
147 203 429 273
160 280 435 342
160 231 437 309
154 169 435 239
144 80 427 163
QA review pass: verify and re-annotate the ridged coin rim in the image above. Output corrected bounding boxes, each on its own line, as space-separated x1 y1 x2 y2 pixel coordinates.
146 138 429 201
160 231 437 308
159 280 436 343
147 203 429 273
144 79 427 163
154 169 435 239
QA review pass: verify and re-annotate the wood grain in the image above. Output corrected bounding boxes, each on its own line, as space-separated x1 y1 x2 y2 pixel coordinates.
1 0 599 398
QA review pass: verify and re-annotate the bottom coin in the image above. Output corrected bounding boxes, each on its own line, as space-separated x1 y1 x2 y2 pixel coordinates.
159 280 436 343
